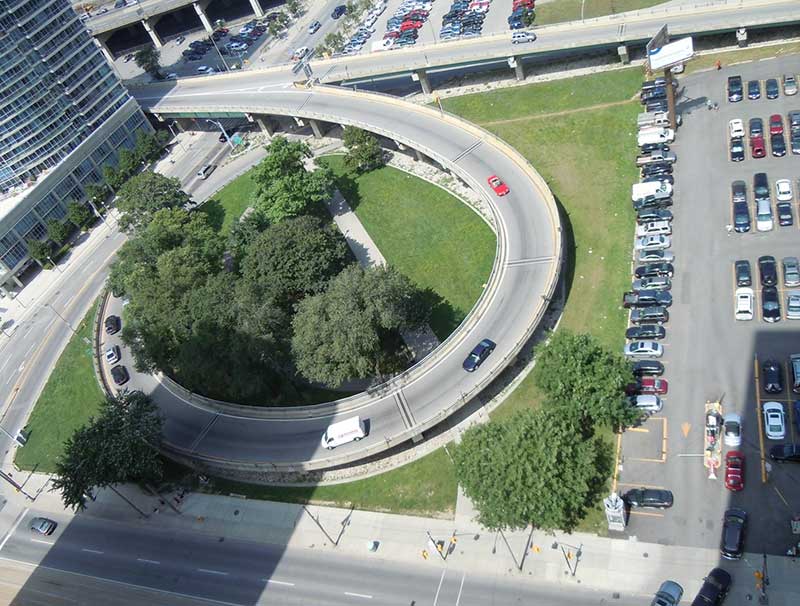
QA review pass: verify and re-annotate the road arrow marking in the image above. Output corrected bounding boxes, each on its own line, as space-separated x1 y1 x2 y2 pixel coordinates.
681 422 691 437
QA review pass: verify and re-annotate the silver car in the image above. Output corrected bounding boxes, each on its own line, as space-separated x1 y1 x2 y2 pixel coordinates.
787 292 800 319
784 74 798 96
633 276 671 291
783 256 800 287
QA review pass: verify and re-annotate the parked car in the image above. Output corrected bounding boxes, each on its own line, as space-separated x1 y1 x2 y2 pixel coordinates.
733 200 750 232
727 75 743 102
769 113 784 134
111 365 129 386
625 325 666 340
105 345 121 365
724 452 744 492
628 394 663 414
777 201 794 226
626 376 668 395
750 135 766 158
762 401 786 438
633 197 673 212
487 175 509 196
630 306 669 325
783 256 800 286
651 580 683 606
747 79 761 99
769 443 800 462
622 290 672 309
720 508 746 560
632 359 664 377
762 286 781 322
636 220 672 237
730 138 745 162
634 262 674 278
636 208 673 224
734 287 754 321
735 260 751 286
624 341 663 358
632 276 671 291
332 4 347 18
787 292 800 319
634 235 670 251
104 315 121 335
624 487 673 509
30 517 57 535
722 413 742 446
759 255 778 286
783 73 798 95
691 568 732 606
766 78 780 99
729 118 745 138
771 133 787 156
462 338 495 372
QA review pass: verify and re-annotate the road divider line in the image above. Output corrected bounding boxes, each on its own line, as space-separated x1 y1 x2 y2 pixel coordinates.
0 508 28 552
774 485 790 508
81 549 104 555
30 539 53 545
433 569 446 606
198 568 228 575
455 572 466 606
265 579 295 586
136 558 160 565
344 592 373 599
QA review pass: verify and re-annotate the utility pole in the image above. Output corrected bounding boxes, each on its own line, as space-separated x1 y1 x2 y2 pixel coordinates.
45 302 77 334
205 119 234 150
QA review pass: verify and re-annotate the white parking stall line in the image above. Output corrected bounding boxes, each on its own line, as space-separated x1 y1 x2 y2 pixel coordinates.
30 539 53 545
197 568 228 575
81 548 104 555
137 558 160 565
264 579 295 586
433 569 446 606
455 572 466 606
344 592 373 599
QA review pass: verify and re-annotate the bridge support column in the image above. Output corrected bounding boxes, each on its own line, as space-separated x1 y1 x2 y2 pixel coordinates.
412 69 432 95
94 35 115 64
248 0 264 18
413 148 425 162
514 59 525 81
394 140 407 152
736 28 748 48
142 19 163 48
309 119 325 139
247 113 275 137
193 2 215 34
617 44 630 65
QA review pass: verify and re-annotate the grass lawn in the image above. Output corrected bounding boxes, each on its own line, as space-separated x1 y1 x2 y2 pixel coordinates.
206 448 458 518
318 155 496 341
534 0 668 25
15 300 105 473
198 170 258 234
686 41 800 74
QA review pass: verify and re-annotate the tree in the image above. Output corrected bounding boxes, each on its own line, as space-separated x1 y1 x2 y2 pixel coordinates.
116 172 191 233
454 408 613 531
46 219 71 245
532 331 639 429
343 127 385 173
117 148 141 180
227 209 271 266
134 130 170 165
521 9 535 27
67 201 93 229
52 392 164 511
84 183 109 207
285 0 301 17
26 238 53 264
252 137 334 222
239 215 350 307
322 32 344 54
134 46 161 76
292 265 428 385
267 19 283 37
102 164 125 192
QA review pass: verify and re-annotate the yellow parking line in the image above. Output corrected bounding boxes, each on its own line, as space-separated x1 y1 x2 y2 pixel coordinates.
611 430 623 494
629 510 665 518
617 482 666 489
774 485 790 509
754 357 768 483
628 427 650 433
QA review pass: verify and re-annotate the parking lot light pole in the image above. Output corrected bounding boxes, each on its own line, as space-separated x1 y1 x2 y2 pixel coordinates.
205 119 234 149
209 36 230 72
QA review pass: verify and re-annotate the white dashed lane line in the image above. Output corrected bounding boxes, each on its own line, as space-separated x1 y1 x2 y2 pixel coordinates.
81 549 104 555
197 568 228 576
344 592 373 599
137 558 160 565
264 579 295 586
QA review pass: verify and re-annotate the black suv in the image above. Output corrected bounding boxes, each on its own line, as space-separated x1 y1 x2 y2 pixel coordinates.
625 324 666 340
111 365 129 386
634 262 674 278
727 75 743 102
720 508 746 560
753 172 770 201
769 444 800 462
691 568 732 606
758 255 777 286
622 290 672 309
630 306 669 325
735 260 751 287
762 359 783 393
104 315 121 335
733 201 750 232
765 78 779 99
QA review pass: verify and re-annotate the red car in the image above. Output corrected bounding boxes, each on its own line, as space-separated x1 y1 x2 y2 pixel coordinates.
769 114 784 135
513 0 535 8
215 27 229 33
625 377 668 396
405 9 428 17
384 31 400 39
750 135 766 158
400 21 423 31
487 175 509 196
725 451 744 491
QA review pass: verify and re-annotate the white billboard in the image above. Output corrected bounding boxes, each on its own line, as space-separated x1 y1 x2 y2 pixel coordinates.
648 37 694 71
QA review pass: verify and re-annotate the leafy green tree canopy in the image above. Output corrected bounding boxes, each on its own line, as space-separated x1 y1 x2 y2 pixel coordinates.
343 126 385 173
117 172 191 233
67 201 93 228
52 392 163 511
454 408 612 531
291 265 428 385
532 331 638 429
134 47 161 76
46 219 71 245
26 238 53 263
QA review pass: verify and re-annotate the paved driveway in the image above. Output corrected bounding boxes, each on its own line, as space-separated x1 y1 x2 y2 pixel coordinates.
616 53 800 556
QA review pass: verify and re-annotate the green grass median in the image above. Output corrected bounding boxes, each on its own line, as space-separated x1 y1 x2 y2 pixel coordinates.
533 0 668 25
15 300 105 473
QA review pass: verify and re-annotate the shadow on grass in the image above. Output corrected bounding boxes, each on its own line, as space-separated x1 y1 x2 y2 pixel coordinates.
553 193 577 305
330 169 362 211
199 198 226 232
419 287 460 342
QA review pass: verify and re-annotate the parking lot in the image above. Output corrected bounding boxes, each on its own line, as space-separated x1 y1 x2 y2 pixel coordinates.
617 53 800 556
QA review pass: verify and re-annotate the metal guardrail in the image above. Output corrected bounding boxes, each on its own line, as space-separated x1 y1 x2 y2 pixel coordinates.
93 289 114 398
144 85 562 471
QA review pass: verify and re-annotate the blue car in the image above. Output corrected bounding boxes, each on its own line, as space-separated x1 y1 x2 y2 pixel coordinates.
463 339 496 372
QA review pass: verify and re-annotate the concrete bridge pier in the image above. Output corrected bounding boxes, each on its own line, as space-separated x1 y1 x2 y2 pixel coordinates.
413 148 426 162
94 34 115 64
246 113 275 137
617 44 630 64
413 69 432 95
308 119 326 139
509 56 525 81
193 1 215 34
142 18 163 48
248 0 264 18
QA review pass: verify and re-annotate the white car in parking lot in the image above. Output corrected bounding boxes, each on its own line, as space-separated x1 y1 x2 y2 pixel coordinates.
734 287 754 320
776 179 793 202
636 220 672 237
762 401 786 439
196 65 215 74
729 119 745 138
624 341 664 358
756 199 773 232
723 413 742 446
630 394 663 413
634 235 671 251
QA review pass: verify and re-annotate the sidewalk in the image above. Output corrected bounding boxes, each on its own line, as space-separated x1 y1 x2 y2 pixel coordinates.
11 473 800 605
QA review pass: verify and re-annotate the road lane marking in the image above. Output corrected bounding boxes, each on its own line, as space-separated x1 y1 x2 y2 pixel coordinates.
0 508 28 552
81 549 104 555
754 357 768 483
344 592 373 599
617 482 666 489
629 510 664 517
774 485 790 508
681 422 690 437
197 568 228 575
136 558 160 565
24 342 35 357
628 427 649 433
433 569 446 606
455 572 466 606
264 579 295 586
30 539 53 545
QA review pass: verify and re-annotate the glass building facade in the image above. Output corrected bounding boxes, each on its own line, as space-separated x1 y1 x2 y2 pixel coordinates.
0 0 150 288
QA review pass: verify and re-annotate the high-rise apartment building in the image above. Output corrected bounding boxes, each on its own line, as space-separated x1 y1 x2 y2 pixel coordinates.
0 0 151 291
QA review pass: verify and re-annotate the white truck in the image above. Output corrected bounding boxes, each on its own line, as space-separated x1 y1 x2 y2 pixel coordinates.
632 181 672 202
320 416 367 449
638 128 675 147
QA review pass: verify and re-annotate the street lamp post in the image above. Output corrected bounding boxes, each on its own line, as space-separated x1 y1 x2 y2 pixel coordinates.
45 302 77 334
205 119 234 149
167 121 188 153
208 35 231 72
47 255 63 274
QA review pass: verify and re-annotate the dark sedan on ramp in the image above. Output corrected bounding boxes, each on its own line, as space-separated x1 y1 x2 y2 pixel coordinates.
462 339 496 372
623 487 673 509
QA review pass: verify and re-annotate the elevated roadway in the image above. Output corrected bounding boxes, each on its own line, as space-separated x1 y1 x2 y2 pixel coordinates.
127 77 561 472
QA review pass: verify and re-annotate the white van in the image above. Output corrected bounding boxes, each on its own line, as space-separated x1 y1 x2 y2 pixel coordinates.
320 416 367 449
637 128 675 147
197 164 215 179
511 31 536 44
632 181 672 202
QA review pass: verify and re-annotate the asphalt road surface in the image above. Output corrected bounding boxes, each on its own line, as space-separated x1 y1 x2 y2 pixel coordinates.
0 511 645 606
617 54 800 555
